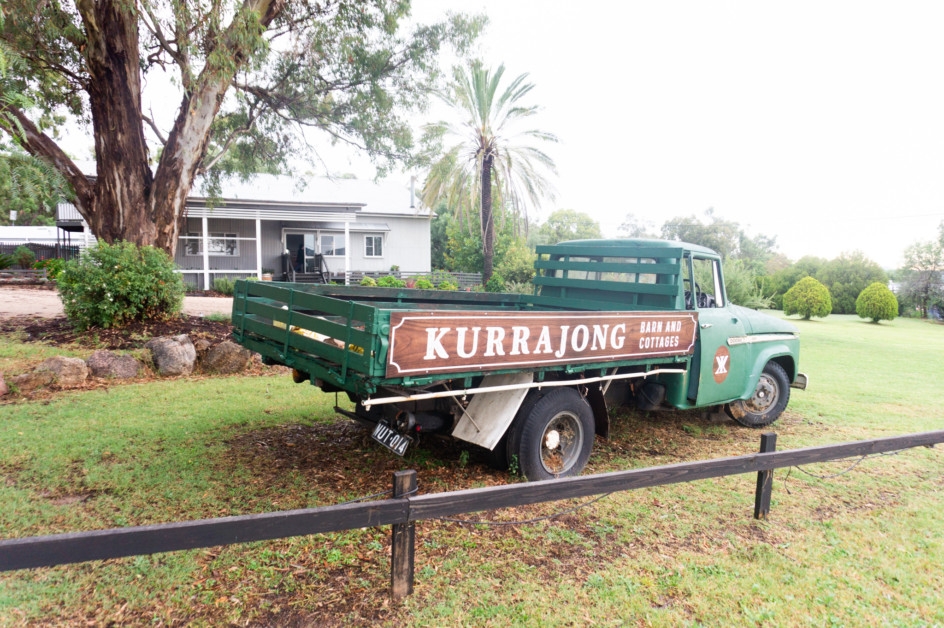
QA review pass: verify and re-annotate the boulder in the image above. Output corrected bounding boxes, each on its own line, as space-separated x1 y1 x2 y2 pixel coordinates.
193 338 212 356
146 335 197 376
10 370 55 392
0 372 7 396
37 356 89 388
201 340 252 374
87 350 142 379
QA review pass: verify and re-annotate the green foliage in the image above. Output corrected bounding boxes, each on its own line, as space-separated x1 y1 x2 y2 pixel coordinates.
437 280 458 291
766 256 827 310
0 148 72 226
359 276 377 287
0 253 12 270
783 276 832 320
413 277 434 290
814 251 887 315
56 241 185 330
494 237 536 284
485 274 506 293
722 258 774 309
376 275 406 288
855 282 898 323
33 257 64 280
534 209 601 245
212 277 236 296
504 281 534 295
12 245 35 268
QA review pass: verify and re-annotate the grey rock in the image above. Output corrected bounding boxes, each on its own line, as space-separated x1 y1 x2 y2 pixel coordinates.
145 335 197 376
37 356 89 387
87 350 142 379
201 340 252 374
0 372 7 396
11 370 55 392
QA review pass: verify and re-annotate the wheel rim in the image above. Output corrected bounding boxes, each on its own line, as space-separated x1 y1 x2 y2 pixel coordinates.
540 411 583 475
744 373 779 414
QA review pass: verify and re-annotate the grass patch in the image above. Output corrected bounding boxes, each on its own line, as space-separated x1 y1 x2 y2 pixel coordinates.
1 313 943 625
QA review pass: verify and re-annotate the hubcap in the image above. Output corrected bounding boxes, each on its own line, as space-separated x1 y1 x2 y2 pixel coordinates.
744 374 779 414
540 411 582 475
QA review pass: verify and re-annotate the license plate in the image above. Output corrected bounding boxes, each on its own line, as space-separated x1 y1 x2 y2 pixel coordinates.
371 421 411 457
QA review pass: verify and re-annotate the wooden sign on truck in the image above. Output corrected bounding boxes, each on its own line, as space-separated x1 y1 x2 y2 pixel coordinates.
386 310 698 377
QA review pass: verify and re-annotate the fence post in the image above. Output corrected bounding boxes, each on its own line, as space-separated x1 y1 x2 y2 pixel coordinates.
391 470 417 599
753 433 777 520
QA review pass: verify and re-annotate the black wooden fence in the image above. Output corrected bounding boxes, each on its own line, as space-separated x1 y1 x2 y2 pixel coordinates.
1 430 941 599
0 242 80 262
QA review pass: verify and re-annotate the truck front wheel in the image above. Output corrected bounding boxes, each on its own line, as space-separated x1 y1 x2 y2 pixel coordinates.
508 388 594 481
725 361 790 427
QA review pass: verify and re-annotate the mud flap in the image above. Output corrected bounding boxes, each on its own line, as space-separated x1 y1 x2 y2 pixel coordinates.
451 373 533 450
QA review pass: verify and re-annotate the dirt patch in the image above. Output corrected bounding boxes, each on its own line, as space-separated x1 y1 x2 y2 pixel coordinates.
0 287 233 319
0 314 234 351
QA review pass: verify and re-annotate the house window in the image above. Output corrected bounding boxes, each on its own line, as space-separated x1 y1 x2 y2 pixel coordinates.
185 233 239 256
365 235 383 258
320 233 346 257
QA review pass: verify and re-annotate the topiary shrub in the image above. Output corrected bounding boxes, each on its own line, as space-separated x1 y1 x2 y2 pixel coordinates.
359 276 377 287
57 241 186 330
377 275 406 288
783 276 832 320
13 245 36 269
856 282 898 323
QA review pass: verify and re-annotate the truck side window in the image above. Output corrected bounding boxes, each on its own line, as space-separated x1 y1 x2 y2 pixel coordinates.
691 257 723 308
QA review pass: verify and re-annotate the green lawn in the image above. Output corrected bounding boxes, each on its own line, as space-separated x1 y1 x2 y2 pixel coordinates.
1 313 943 626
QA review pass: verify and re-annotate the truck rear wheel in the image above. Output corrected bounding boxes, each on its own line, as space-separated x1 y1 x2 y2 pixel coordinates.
508 388 594 481
725 361 790 427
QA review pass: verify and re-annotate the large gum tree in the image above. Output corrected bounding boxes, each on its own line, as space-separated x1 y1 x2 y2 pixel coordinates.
0 1 482 255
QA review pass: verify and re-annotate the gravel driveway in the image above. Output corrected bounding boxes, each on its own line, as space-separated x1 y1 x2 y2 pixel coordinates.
0 287 234 319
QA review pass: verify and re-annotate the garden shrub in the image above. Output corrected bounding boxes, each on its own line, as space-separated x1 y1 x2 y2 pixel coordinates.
0 253 13 270
57 241 185 330
212 277 236 296
12 245 35 269
377 275 406 288
359 276 377 287
437 280 458 291
855 282 898 323
783 276 832 320
413 277 434 290
34 258 65 280
485 274 506 293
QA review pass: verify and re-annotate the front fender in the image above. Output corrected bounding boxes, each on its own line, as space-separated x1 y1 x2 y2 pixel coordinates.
734 337 799 401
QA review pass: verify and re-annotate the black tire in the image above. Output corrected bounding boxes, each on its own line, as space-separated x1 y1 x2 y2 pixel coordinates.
508 388 594 481
725 361 790 427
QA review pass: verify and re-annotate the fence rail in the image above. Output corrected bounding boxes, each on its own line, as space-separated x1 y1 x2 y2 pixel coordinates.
0 242 80 262
1 430 942 598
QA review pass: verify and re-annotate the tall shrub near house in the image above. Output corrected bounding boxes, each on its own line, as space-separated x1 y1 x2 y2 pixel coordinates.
855 282 898 323
57 241 185 330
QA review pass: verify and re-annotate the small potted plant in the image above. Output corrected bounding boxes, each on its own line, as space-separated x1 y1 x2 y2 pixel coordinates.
261 268 274 281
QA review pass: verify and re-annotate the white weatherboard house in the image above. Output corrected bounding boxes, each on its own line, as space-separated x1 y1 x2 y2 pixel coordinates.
55 174 432 290
177 175 431 289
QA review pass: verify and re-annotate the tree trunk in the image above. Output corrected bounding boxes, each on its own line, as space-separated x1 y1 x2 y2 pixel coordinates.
82 0 156 248
481 154 494 284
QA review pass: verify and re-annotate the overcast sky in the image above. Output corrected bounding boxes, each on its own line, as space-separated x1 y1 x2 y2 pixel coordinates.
399 0 944 269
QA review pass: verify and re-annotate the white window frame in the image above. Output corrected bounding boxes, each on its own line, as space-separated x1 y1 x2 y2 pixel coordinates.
364 234 384 258
185 232 239 257
320 232 346 257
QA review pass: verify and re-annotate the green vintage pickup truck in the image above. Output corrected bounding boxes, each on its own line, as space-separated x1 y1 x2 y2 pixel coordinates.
231 239 805 480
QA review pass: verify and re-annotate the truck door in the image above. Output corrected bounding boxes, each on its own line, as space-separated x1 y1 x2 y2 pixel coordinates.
685 255 752 406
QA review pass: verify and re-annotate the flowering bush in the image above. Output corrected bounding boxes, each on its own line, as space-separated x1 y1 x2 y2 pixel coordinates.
57 241 185 330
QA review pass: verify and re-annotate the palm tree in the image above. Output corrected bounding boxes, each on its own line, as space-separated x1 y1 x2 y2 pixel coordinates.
421 63 558 283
